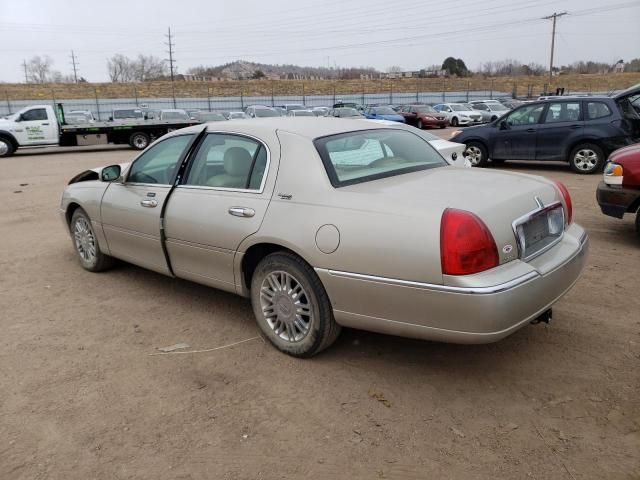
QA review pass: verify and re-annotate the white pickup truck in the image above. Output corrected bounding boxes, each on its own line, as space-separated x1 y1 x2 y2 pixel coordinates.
0 104 197 157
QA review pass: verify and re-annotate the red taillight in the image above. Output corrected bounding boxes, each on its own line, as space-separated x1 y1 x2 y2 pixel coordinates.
553 181 573 224
440 208 499 275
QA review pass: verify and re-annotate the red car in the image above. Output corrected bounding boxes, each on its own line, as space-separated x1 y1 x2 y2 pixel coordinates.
399 105 448 129
596 143 640 236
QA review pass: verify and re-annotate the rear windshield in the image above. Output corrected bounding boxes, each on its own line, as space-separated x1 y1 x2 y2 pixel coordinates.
254 108 279 117
314 129 447 187
162 111 189 121
114 109 143 119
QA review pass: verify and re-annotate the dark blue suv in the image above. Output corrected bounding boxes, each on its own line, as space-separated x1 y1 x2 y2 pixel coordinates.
451 84 640 174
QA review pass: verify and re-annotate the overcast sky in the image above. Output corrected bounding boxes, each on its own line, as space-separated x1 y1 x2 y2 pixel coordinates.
0 0 639 82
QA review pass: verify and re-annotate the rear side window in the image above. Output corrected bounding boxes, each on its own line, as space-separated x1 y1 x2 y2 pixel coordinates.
544 102 581 123
185 133 267 190
586 102 612 120
314 129 447 187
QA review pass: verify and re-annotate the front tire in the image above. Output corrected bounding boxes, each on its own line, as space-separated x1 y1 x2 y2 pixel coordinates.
417 119 423 129
465 141 489 167
250 252 341 357
129 132 150 150
569 143 604 174
451 117 459 127
0 137 15 157
70 208 115 272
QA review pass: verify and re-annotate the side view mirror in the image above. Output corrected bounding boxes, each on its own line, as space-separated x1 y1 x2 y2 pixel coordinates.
108 116 113 121
16 114 24 122
499 120 509 130
101 165 121 182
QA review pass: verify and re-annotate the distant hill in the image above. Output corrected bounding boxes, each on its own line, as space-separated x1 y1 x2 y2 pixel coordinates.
185 60 379 81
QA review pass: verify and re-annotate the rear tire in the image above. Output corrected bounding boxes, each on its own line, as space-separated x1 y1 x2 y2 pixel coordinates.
417 119 423 129
250 252 341 357
0 137 15 157
439 124 446 129
70 208 115 272
451 117 459 127
465 141 489 167
569 143 604 174
129 132 150 150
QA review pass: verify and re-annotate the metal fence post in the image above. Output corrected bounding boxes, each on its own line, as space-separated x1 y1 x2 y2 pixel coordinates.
51 88 56 112
389 82 393 104
94 88 100 120
442 78 446 102
134 85 138 106
302 82 305 105
5 91 11 114
490 79 494 99
240 87 244 109
271 81 275 107
361 89 365 106
207 86 212 111
332 85 336 105
466 81 470 102
416 79 419 103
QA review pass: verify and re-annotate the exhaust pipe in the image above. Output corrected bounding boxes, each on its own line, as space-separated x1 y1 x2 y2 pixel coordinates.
530 309 552 325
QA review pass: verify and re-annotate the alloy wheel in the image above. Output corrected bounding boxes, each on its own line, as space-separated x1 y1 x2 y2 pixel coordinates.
573 149 599 171
74 217 97 263
260 271 312 343
465 145 483 166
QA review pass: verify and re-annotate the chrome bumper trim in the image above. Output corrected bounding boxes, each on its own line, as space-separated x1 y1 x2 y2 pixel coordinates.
324 231 588 295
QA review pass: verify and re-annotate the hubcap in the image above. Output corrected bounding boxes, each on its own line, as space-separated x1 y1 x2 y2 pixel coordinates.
574 149 598 171
260 271 312 342
0 140 9 156
133 135 147 149
465 146 482 165
74 217 96 263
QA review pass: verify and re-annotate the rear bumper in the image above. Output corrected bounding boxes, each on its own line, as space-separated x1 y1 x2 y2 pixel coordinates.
596 181 640 219
317 224 588 344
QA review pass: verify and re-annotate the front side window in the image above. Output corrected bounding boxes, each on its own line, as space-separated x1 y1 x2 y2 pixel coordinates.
127 134 193 184
185 134 267 190
473 104 489 111
315 129 447 187
544 102 581 123
586 102 612 120
505 104 545 126
21 108 47 121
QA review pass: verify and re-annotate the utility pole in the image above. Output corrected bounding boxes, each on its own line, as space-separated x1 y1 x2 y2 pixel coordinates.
70 50 79 83
165 27 177 107
542 12 567 88
22 59 28 83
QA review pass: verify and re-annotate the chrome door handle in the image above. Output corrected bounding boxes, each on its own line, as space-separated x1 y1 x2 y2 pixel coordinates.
228 207 255 217
140 199 158 208
42 122 50 125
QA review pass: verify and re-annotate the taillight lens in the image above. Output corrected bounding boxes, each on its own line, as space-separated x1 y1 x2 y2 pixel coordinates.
440 208 499 275
553 181 573 224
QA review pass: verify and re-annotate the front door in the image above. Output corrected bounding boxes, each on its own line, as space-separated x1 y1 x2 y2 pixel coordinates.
536 101 583 160
15 107 58 145
100 134 194 274
491 103 545 160
163 132 275 292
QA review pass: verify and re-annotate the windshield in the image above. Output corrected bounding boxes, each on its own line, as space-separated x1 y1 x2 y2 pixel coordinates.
114 109 143 119
286 105 304 111
314 129 447 187
198 113 226 121
416 106 437 113
339 108 361 117
254 108 279 117
162 111 189 121
372 107 397 115
450 105 467 112
489 104 508 111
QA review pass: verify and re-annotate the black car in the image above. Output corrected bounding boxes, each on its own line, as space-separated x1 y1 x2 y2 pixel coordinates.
451 84 640 174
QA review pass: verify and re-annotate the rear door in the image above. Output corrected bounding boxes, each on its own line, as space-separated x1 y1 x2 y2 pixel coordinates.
14 107 58 145
536 101 583 160
491 103 545 160
100 134 194 274
163 132 276 291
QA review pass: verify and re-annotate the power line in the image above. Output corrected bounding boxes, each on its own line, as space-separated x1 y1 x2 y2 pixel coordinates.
542 11 567 87
70 50 79 83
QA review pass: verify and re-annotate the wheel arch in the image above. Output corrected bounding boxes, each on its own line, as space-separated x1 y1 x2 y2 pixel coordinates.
237 240 316 296
65 202 83 227
565 137 607 161
0 130 19 149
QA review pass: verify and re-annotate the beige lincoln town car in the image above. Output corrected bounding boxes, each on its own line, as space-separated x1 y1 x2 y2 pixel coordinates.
60 118 588 357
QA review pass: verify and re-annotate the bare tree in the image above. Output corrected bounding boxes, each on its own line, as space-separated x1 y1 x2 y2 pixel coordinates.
27 55 54 83
133 54 167 81
107 54 134 82
386 65 403 73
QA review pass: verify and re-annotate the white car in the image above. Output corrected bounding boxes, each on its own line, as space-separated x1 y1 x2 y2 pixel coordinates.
469 100 510 122
364 119 467 166
226 111 248 120
433 103 483 127
288 110 315 117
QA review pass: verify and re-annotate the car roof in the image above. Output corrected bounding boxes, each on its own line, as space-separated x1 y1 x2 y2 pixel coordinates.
175 117 411 140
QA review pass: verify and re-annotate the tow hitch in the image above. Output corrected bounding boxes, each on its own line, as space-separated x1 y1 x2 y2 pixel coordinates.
530 309 552 325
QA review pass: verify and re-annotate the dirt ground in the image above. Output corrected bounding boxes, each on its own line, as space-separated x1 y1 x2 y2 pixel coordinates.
1 134 639 480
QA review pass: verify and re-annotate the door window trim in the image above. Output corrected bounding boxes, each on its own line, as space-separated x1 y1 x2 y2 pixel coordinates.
124 133 197 187
178 131 272 195
540 101 583 124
